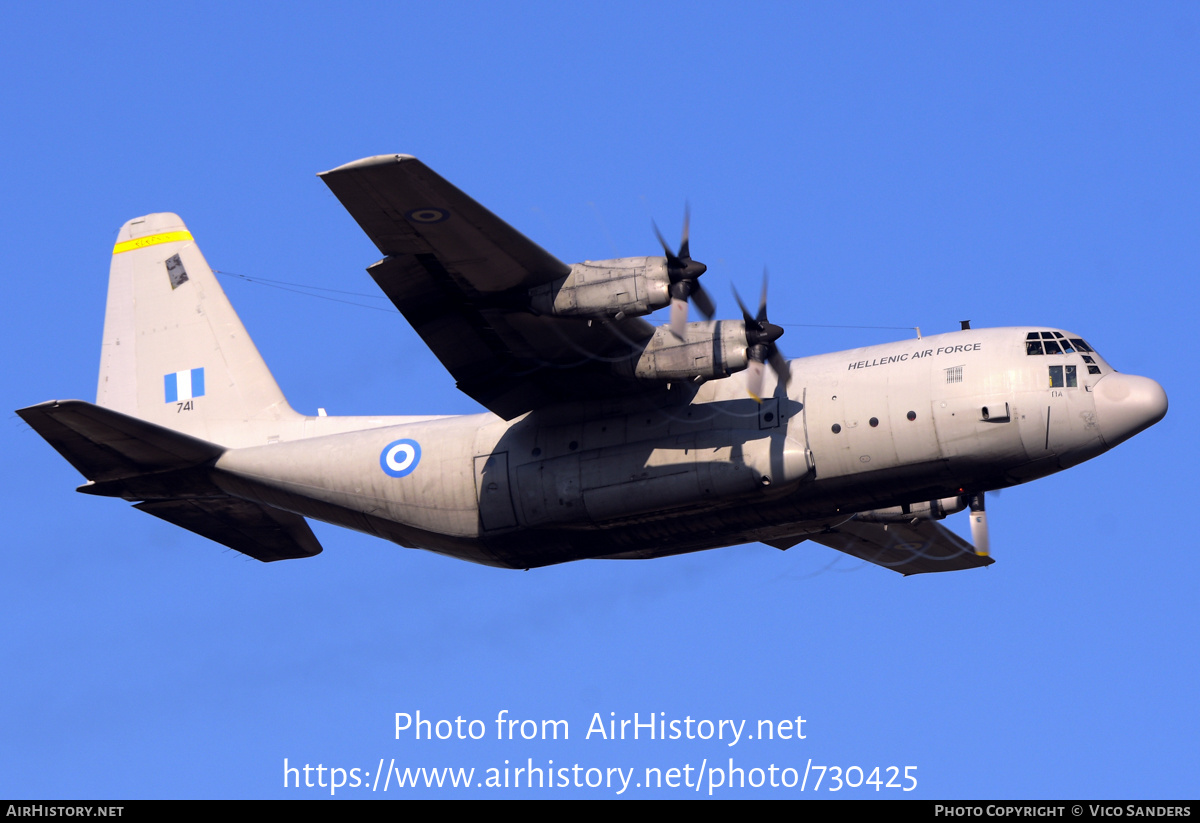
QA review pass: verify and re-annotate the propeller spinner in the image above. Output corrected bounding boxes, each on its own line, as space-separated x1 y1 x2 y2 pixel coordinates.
734 271 790 403
654 205 715 338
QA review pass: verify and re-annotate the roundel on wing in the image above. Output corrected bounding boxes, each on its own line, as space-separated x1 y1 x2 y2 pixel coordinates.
404 207 450 224
380 439 422 478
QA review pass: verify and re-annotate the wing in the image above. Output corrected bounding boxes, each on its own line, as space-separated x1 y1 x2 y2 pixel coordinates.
320 155 664 418
807 517 994 575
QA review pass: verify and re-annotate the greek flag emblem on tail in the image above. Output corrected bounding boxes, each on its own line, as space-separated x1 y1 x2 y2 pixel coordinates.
164 368 205 403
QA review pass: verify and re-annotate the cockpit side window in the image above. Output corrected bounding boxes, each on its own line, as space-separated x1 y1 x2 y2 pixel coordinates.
1048 365 1080 389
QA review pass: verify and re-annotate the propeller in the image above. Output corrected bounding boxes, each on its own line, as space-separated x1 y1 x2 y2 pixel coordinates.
733 270 790 402
653 205 714 338
967 492 989 557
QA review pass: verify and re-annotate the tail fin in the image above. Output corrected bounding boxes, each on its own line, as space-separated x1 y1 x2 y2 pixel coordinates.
18 217 322 562
98 214 300 446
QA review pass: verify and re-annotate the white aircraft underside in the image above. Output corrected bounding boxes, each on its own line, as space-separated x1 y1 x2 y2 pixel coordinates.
18 156 1167 574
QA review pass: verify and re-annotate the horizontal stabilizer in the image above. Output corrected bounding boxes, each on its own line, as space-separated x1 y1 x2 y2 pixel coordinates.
135 499 322 562
17 400 222 482
809 518 994 575
20 400 321 562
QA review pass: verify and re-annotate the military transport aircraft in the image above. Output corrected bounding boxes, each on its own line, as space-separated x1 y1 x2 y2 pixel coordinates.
17 155 1168 574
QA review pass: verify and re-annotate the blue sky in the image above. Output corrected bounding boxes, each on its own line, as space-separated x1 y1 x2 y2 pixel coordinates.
2 2 1195 798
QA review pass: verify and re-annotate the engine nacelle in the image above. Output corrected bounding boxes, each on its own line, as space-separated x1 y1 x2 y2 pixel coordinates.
529 257 670 319
614 321 750 382
855 496 967 524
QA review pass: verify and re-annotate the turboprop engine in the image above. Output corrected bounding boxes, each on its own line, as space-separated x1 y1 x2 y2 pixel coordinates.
614 321 750 382
529 207 717 327
529 257 671 319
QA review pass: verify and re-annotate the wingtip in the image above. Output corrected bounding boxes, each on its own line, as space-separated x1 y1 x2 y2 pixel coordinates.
318 154 418 177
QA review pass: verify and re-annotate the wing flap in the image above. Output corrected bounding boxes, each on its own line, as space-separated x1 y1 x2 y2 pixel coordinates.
809 518 993 575
366 253 517 391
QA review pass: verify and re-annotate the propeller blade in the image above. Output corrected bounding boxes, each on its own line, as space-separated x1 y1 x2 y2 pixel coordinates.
768 347 791 389
669 297 689 340
734 278 788 402
691 282 716 319
653 207 712 323
679 202 691 260
968 493 990 557
652 220 678 266
745 359 765 403
733 285 754 326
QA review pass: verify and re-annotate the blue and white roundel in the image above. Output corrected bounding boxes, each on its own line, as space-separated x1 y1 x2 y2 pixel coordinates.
380 439 421 478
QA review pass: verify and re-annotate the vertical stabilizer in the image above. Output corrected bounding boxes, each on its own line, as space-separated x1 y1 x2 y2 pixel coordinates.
98 214 301 446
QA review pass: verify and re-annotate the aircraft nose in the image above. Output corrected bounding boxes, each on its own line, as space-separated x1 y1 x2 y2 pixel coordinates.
1093 373 1167 448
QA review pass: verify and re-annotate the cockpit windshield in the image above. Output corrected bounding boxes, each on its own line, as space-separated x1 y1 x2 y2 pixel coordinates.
1024 331 1103 374
1025 331 1094 356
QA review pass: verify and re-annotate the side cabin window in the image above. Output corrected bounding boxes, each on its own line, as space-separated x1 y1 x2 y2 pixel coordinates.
1048 365 1078 388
